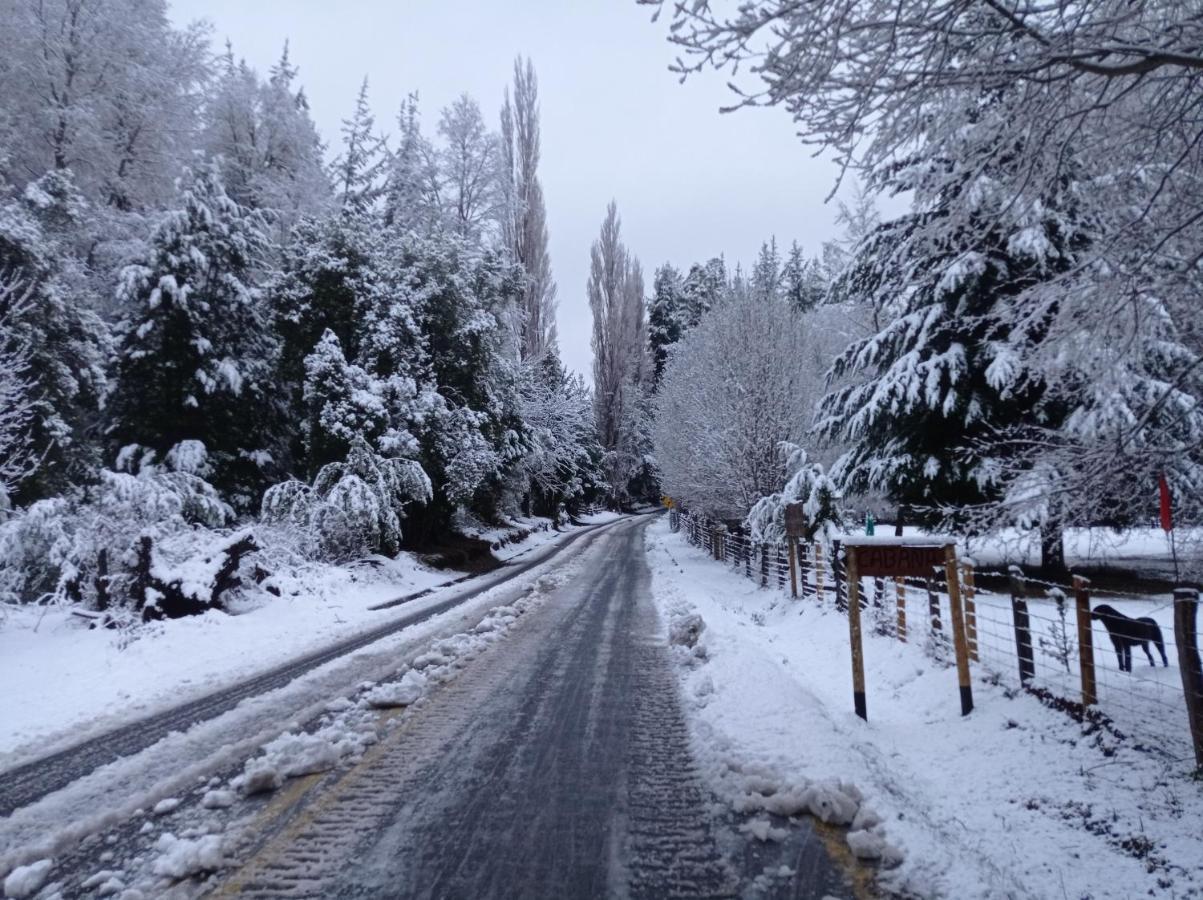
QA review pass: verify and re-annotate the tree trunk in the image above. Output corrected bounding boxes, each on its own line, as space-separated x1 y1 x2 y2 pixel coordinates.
1040 521 1066 577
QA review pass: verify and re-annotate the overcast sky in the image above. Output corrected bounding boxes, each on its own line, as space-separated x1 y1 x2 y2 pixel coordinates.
168 0 850 379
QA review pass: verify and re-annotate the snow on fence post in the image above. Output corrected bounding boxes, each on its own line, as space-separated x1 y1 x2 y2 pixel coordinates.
788 538 798 598
845 545 868 720
944 544 974 716
1173 587 1203 772
961 561 979 662
833 540 846 612
1009 567 1036 686
1072 575 1098 707
895 577 907 642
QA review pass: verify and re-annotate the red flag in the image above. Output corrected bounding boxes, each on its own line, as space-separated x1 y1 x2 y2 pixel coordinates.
1159 473 1173 532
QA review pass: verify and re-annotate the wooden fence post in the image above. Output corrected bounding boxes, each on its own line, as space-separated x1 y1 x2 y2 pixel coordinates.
833 540 846 612
846 546 868 720
927 578 942 634
798 542 810 598
760 543 769 587
1173 587 1203 772
1009 567 1036 685
944 544 974 715
788 538 798 598
895 577 907 642
1073 575 1097 707
961 562 979 662
815 542 825 604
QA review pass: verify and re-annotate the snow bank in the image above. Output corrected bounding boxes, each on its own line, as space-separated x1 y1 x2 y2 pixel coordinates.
2 858 51 898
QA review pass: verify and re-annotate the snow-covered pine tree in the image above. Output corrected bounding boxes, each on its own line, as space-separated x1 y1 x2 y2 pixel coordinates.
334 78 389 216
0 272 38 503
302 329 389 472
382 92 442 235
270 212 380 472
0 170 109 501
647 263 685 389
107 161 280 508
780 240 825 313
750 237 781 302
679 257 726 328
815 145 1089 570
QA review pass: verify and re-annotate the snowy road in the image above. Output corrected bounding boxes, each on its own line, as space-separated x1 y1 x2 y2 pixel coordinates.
0 520 612 820
207 517 847 899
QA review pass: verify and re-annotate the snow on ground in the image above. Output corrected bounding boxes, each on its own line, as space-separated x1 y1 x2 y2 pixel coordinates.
0 515 591 765
645 518 1203 900
964 526 1201 576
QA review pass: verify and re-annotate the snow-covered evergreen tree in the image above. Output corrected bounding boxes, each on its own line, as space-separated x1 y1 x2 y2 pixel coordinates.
815 139 1093 569
0 170 109 501
382 93 441 235
107 161 279 507
780 240 825 313
334 78 388 215
647 263 685 389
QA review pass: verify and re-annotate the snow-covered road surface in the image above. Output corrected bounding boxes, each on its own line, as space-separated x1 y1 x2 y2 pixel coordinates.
199 517 847 899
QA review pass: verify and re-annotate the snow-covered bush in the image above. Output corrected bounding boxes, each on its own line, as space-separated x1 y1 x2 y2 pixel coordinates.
746 444 843 544
0 441 248 618
261 437 431 561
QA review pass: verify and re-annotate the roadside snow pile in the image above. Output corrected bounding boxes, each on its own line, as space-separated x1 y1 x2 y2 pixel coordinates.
665 604 902 861
645 519 1203 899
364 669 428 707
669 613 705 649
234 711 374 796
2 858 51 899
151 833 224 879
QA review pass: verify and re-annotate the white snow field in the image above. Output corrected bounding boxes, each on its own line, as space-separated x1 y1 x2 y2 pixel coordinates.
645 518 1203 900
0 514 613 765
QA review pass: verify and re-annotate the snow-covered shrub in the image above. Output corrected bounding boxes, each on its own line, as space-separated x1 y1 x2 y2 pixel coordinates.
0 441 248 618
746 444 844 544
0 497 73 604
261 437 431 561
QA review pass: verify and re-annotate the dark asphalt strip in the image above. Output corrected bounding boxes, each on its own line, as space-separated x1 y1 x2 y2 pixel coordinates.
0 519 624 818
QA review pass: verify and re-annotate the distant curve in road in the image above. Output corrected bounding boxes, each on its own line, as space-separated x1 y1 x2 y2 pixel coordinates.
0 519 619 819
212 517 848 899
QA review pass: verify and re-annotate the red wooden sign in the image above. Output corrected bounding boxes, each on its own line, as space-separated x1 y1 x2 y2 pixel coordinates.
853 544 947 578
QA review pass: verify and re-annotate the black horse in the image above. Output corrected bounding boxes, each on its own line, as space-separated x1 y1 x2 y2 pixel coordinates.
1091 604 1169 673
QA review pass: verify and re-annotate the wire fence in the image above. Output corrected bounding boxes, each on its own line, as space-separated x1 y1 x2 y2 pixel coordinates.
671 509 1203 769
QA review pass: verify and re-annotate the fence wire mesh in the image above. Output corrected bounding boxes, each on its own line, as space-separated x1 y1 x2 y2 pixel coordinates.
671 510 1200 767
